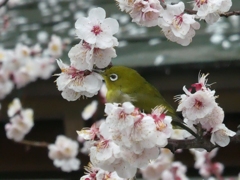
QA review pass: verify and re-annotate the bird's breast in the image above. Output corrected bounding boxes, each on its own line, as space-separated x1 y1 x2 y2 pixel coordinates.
106 90 136 104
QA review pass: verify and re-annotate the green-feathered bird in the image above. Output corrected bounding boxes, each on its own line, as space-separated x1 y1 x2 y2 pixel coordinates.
99 65 197 137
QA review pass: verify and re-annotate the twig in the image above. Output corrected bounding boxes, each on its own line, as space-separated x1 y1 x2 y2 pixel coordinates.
220 11 240 17
166 132 240 152
0 0 8 8
184 9 240 17
184 9 197 15
17 139 49 148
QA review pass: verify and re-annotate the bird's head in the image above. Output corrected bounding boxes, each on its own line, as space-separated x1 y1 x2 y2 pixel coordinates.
96 66 140 91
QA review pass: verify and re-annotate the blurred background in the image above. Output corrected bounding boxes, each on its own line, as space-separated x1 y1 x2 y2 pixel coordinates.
0 0 240 179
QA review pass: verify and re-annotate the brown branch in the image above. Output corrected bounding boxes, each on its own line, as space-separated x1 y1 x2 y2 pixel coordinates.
166 131 240 152
166 137 217 152
184 9 240 17
0 0 8 8
184 9 197 15
17 139 49 148
220 11 240 17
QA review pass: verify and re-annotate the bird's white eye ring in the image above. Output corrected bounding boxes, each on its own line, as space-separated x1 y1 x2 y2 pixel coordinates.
109 73 118 81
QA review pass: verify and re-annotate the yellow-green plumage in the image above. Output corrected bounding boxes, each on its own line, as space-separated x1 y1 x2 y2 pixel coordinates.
102 66 175 114
100 66 198 138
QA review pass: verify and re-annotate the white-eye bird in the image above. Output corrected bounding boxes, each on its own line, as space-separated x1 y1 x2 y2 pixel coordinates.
99 65 198 137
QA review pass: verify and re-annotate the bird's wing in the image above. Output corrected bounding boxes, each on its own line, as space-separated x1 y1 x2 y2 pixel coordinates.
131 81 175 114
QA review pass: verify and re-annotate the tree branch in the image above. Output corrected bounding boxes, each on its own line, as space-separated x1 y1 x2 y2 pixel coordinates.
184 9 240 17
166 131 240 152
0 0 8 8
220 11 240 17
17 139 49 148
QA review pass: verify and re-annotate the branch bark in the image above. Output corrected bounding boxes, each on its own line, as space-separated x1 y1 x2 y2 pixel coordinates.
184 9 240 17
0 0 8 8
17 139 49 148
166 132 240 152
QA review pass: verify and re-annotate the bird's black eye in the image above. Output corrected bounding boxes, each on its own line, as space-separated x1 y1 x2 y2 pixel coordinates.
109 73 118 81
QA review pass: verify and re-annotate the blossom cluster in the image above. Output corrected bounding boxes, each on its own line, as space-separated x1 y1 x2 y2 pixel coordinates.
116 0 232 45
0 35 61 100
78 102 173 178
191 148 224 178
5 98 34 142
48 135 80 172
55 7 119 101
175 73 236 147
193 0 232 24
81 163 127 180
140 148 189 180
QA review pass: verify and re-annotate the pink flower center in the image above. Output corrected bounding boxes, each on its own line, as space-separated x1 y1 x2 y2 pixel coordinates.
62 66 84 79
97 139 109 150
153 113 167 131
191 83 203 91
173 14 183 29
90 123 100 140
82 41 92 50
104 173 111 179
119 111 127 120
91 25 103 36
194 99 203 109
155 120 167 131
196 0 208 7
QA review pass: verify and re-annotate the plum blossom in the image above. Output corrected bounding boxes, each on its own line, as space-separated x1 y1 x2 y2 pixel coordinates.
13 59 41 88
68 42 94 71
0 40 58 97
5 99 34 142
191 148 224 177
78 102 175 179
140 148 173 180
68 41 116 71
0 70 14 100
176 72 218 123
150 106 173 147
55 59 102 101
99 83 107 103
88 122 137 178
158 2 200 46
105 103 160 154
80 140 94 155
193 0 232 24
121 147 159 168
80 163 127 180
198 106 224 131
15 43 31 59
48 34 63 57
177 87 217 121
105 102 137 131
161 161 189 180
176 73 236 147
115 0 134 13
35 57 56 80
7 98 22 117
192 73 211 91
210 124 236 147
77 121 102 141
81 100 98 120
53 158 80 172
130 0 163 27
90 138 121 166
75 7 119 49
48 135 80 172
